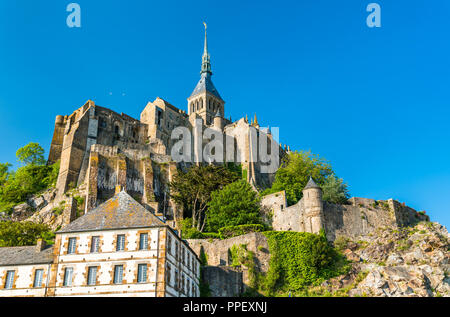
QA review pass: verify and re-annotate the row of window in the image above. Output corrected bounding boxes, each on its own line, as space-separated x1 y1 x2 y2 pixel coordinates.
190 98 221 114
167 235 198 275
165 264 198 297
66 233 149 255
3 269 44 289
63 264 149 287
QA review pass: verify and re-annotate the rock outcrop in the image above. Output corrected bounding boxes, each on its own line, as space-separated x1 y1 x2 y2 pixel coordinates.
323 222 449 297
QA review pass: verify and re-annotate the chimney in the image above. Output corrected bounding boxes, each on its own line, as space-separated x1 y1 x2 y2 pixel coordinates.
36 239 46 252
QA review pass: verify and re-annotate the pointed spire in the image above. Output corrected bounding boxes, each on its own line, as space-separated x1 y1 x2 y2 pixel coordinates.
245 114 248 123
201 22 212 75
253 114 259 127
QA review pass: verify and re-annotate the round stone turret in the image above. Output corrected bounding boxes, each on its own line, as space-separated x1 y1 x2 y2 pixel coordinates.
55 115 64 125
213 109 223 130
302 177 324 234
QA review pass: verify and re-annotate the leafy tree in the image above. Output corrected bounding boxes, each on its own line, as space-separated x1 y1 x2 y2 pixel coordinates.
321 174 350 204
16 142 46 166
0 221 55 247
169 164 239 232
0 163 11 186
263 151 333 205
263 151 349 205
206 180 262 232
0 144 59 214
0 165 54 204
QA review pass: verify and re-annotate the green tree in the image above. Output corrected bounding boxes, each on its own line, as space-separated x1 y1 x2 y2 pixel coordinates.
206 180 262 232
0 144 59 214
263 151 349 205
16 142 46 166
0 165 53 204
321 174 350 204
0 162 11 186
0 221 55 247
263 151 333 205
169 164 239 232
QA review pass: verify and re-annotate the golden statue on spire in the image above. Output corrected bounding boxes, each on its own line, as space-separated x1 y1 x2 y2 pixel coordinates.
203 22 207 30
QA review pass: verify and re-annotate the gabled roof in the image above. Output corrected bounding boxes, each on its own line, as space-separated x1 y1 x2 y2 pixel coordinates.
190 73 223 101
58 191 165 233
304 176 320 190
0 245 54 266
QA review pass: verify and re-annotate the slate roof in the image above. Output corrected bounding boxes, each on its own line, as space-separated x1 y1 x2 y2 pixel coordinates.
0 245 54 266
58 191 165 233
304 177 320 189
190 73 223 100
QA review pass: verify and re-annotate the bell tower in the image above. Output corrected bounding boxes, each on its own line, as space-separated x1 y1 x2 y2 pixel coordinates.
188 22 225 126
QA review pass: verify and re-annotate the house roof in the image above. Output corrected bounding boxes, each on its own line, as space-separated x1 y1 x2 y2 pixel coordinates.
0 245 54 266
58 191 165 233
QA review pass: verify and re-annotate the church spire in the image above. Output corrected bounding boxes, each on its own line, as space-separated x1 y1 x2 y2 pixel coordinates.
201 22 212 75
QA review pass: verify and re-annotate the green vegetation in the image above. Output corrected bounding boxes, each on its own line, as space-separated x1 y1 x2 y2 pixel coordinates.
206 180 262 232
16 142 46 166
218 224 265 239
263 151 349 206
0 221 55 247
231 231 350 297
333 236 351 251
169 164 239 232
180 218 221 239
0 143 59 215
257 231 350 296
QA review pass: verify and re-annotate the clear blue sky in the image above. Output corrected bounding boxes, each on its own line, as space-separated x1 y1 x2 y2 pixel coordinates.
0 1 449 227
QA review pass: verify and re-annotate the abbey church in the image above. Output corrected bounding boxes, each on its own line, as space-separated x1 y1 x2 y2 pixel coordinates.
47 25 283 230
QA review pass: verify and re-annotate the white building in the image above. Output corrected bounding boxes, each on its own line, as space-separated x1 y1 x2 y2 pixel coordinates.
0 191 200 297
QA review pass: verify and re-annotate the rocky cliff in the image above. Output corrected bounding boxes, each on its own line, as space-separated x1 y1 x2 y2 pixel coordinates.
323 221 449 297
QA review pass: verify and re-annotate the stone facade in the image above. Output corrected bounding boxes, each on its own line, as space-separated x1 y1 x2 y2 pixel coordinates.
261 188 430 241
0 192 200 297
187 232 271 297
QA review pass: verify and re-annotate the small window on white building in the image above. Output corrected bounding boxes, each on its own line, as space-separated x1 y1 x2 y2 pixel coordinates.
4 270 15 289
139 233 148 250
33 269 44 288
167 235 172 254
87 267 97 285
113 265 123 284
137 264 147 283
91 236 100 253
116 234 125 251
68 237 77 254
63 267 73 287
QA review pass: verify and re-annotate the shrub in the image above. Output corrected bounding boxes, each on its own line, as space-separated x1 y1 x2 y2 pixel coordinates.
260 231 349 295
206 180 262 232
218 224 265 239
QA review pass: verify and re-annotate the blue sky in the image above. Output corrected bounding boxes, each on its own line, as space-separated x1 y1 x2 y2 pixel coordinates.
0 0 449 227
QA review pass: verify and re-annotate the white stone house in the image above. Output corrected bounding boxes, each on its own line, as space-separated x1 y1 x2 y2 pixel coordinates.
0 191 200 297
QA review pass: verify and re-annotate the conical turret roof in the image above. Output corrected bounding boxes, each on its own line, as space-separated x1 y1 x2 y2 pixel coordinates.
304 176 320 190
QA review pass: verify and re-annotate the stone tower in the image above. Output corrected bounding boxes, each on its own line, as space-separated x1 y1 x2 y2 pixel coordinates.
187 23 225 126
213 109 223 130
302 177 324 234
